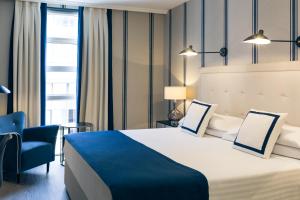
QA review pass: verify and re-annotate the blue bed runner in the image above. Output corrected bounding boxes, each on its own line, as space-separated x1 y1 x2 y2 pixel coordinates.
65 131 208 200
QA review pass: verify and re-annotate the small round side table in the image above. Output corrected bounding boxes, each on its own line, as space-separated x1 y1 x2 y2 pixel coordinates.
60 122 93 166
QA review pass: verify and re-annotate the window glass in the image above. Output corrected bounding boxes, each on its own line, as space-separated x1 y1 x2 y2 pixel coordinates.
46 9 78 126
47 43 77 67
47 11 78 40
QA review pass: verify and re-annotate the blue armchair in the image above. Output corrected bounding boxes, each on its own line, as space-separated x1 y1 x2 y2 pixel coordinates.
0 112 59 183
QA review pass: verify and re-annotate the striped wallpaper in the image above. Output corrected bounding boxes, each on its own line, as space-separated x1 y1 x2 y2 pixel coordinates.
1 1 299 125
167 0 300 114
112 10 167 130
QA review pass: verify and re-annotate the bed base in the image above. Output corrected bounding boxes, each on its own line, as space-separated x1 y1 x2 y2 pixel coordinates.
64 162 88 200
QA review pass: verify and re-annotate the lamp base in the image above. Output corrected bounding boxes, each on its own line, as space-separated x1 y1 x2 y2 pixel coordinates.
168 107 183 123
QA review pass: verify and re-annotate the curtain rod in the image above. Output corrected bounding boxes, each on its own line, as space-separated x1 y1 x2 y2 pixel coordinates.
19 0 168 14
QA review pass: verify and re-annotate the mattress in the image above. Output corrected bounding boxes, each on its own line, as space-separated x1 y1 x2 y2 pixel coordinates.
64 128 300 200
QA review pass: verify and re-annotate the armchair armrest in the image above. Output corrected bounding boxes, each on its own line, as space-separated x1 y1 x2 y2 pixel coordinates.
3 132 22 174
23 125 59 145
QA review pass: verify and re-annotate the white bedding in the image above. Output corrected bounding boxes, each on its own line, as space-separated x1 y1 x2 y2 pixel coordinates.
122 128 300 200
65 128 300 200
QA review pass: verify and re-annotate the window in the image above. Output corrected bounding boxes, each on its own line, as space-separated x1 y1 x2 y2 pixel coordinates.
46 9 79 125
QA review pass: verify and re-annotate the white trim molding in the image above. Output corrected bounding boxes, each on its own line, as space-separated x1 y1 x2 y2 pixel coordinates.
19 0 190 14
199 62 300 74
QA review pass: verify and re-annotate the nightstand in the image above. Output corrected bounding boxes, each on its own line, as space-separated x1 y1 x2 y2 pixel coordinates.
60 122 93 166
156 120 179 128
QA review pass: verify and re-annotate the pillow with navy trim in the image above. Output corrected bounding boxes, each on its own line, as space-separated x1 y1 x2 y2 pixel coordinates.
181 100 217 137
233 109 287 159
178 117 185 126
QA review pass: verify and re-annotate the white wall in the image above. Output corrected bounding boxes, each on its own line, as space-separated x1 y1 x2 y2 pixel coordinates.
167 0 300 105
0 0 14 115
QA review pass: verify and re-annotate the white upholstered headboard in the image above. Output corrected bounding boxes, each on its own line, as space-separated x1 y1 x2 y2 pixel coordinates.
198 62 300 126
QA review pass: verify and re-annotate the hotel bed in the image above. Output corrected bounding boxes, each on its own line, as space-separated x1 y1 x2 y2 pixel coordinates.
64 63 300 200
64 128 300 200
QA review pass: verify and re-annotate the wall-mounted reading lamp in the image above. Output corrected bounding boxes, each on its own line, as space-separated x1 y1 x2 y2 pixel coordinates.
244 29 300 47
179 45 228 57
0 85 10 110
0 85 10 94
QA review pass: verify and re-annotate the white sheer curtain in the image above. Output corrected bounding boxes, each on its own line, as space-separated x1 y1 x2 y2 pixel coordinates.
13 1 41 127
79 8 109 130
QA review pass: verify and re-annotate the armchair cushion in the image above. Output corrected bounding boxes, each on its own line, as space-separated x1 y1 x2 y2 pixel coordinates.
21 141 54 172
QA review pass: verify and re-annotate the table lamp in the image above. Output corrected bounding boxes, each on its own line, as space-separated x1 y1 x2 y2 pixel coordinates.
164 86 186 123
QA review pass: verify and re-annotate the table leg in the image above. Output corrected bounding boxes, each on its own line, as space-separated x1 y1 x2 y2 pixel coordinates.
59 128 64 165
60 128 65 166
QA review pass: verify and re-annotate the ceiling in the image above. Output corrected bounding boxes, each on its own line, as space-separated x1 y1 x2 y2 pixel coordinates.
41 0 190 14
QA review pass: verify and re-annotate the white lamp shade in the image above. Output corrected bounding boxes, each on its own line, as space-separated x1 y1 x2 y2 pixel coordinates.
164 86 186 100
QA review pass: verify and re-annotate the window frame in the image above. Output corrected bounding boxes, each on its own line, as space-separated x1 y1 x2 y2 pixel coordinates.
46 6 79 125
46 7 79 102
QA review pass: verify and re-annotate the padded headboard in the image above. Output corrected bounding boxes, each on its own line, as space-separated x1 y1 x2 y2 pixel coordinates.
198 62 300 126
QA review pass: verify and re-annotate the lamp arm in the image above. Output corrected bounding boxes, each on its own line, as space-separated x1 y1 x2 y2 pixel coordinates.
271 37 300 47
271 40 295 43
197 47 228 57
197 51 220 54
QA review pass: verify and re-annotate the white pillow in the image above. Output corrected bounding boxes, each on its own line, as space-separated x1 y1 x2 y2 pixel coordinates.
181 100 217 136
273 144 300 160
208 114 243 132
222 132 238 142
178 117 185 126
205 128 226 138
222 124 300 149
206 128 239 138
277 125 300 149
233 109 287 159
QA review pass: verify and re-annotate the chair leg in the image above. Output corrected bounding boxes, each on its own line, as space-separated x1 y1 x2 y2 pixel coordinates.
46 162 50 174
16 173 20 184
